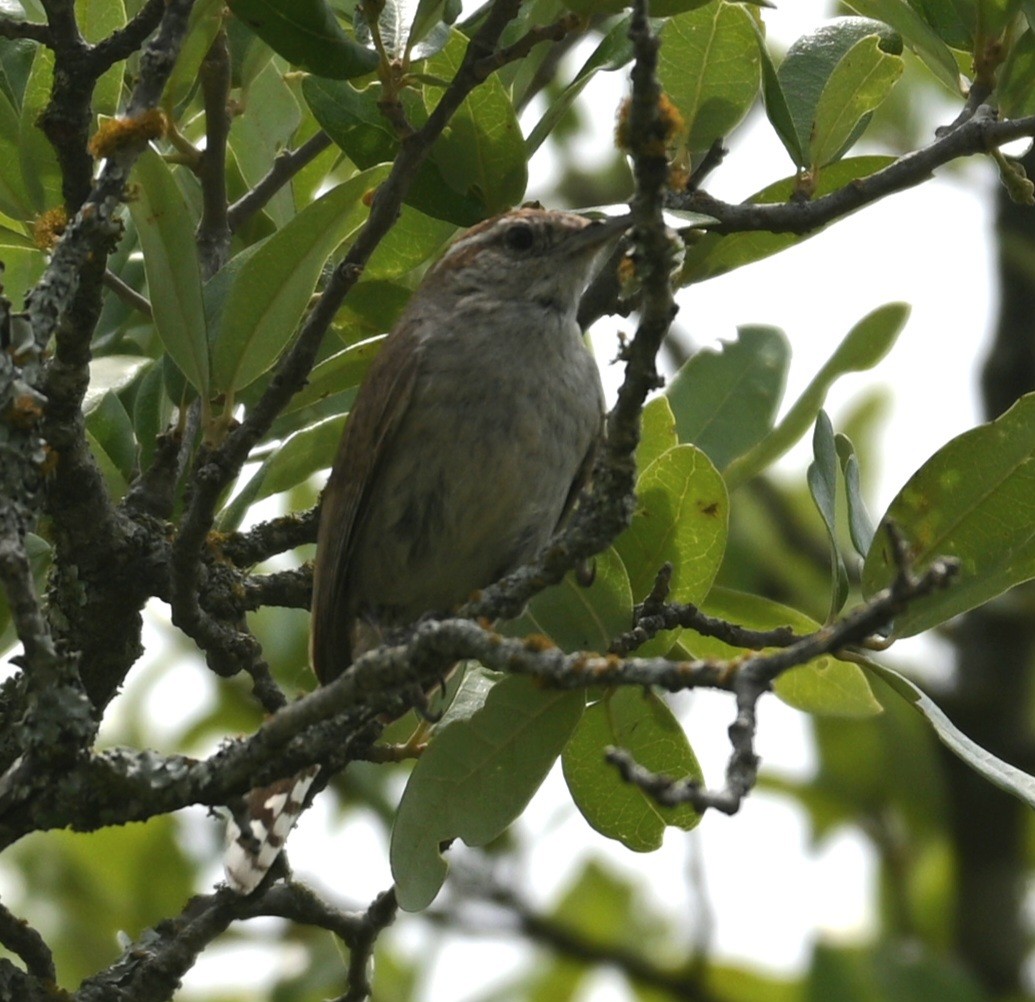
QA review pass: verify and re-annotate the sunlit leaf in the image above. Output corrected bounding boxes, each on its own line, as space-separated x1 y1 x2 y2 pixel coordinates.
563 688 702 852
775 17 902 169
842 0 962 91
659 1 761 158
635 395 679 474
614 444 728 606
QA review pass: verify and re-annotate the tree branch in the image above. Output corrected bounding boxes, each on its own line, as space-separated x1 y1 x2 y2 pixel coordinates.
676 106 1035 236
227 131 334 234
608 527 958 815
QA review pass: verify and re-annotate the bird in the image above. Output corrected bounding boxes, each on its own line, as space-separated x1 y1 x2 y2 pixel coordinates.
224 205 629 895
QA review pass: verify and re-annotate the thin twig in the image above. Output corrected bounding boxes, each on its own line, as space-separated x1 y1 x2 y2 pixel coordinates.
227 131 334 233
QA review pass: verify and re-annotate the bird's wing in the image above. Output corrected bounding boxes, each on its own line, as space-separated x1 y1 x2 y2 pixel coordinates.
310 322 422 684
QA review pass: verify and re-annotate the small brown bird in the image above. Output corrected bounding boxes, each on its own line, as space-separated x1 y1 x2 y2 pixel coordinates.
224 206 628 894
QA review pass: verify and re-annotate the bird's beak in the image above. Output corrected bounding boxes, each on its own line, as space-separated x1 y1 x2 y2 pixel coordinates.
573 213 632 251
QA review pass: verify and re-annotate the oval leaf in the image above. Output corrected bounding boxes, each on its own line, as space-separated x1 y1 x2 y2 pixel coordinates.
563 689 702 852
391 676 584 911
862 391 1035 636
776 17 901 168
636 395 679 474
666 325 789 471
659 1 761 157
810 33 903 168
505 547 633 653
614 444 729 607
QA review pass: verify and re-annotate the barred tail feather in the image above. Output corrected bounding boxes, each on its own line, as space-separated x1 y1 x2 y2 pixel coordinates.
223 766 320 895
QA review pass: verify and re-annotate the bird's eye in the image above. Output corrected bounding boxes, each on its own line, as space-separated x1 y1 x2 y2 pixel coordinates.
504 223 535 253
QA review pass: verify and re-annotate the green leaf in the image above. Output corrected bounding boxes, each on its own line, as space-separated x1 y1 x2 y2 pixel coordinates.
841 0 963 92
302 75 485 224
18 45 60 212
83 356 152 416
0 87 32 218
724 302 909 489
85 391 137 486
681 156 897 283
0 534 50 656
807 942 985 1002
211 164 390 396
862 391 1035 637
807 411 850 620
776 17 902 169
0 245 45 311
132 361 170 475
689 588 882 717
835 432 876 557
506 547 633 653
363 204 455 279
279 335 384 417
867 659 1035 811
129 147 210 398
86 428 130 499
659 1 761 158
165 0 226 109
227 0 379 78
635 395 679 474
613 444 728 606
228 61 302 227
218 411 346 530
421 31 528 215
563 688 702 852
391 676 584 911
756 21 803 164
666 325 789 471
809 33 903 168
904 0 975 51
77 0 126 118
526 15 633 155
997 28 1035 118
